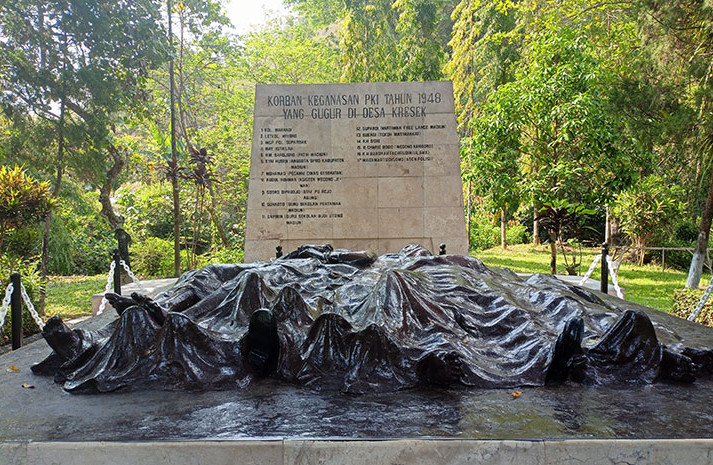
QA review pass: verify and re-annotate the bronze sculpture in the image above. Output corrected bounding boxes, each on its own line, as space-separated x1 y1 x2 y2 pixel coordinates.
32 244 712 393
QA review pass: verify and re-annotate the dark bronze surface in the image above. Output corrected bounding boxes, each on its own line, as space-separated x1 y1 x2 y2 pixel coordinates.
32 244 713 394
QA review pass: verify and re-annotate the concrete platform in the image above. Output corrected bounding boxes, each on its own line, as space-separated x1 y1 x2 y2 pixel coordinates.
2 439 713 465
90 278 177 314
2 281 712 464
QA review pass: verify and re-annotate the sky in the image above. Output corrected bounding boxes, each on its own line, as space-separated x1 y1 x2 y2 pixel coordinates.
223 0 292 34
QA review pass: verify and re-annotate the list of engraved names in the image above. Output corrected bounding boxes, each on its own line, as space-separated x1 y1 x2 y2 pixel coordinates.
255 88 446 227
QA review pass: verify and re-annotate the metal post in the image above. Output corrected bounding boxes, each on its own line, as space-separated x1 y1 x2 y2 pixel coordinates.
10 273 22 350
439 243 446 255
276 246 283 259
601 242 609 295
113 249 122 295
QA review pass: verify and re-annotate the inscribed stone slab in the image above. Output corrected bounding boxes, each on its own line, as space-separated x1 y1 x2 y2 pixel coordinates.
244 81 466 261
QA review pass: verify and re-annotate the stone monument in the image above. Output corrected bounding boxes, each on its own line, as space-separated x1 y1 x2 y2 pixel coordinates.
244 81 467 261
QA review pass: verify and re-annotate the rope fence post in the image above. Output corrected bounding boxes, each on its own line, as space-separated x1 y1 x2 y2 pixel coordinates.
113 249 121 295
0 282 13 337
600 243 609 295
10 273 22 350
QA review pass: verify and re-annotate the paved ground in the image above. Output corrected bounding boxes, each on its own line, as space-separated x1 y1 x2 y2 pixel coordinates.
2 304 713 442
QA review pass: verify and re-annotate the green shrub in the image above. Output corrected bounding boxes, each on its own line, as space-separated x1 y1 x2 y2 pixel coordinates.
506 223 530 246
117 183 176 241
470 221 499 251
468 210 499 251
45 181 115 276
0 165 54 247
612 176 684 264
674 220 700 243
469 212 529 251
198 246 245 267
671 288 713 327
130 237 175 278
73 234 115 275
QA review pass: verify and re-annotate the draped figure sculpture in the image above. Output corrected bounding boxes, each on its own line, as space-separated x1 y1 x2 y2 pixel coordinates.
33 244 712 394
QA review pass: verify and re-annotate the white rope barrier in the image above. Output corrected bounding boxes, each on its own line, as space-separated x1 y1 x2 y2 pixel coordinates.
19 282 44 328
688 275 713 322
96 260 116 316
0 280 45 332
606 256 625 300
578 254 624 299
97 259 145 315
119 259 147 293
578 254 601 286
1 256 144 333
0 282 14 331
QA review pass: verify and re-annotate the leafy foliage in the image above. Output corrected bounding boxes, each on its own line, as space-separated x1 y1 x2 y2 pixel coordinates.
612 175 685 264
1 0 713 293
130 236 177 278
340 0 454 82
0 166 54 245
445 0 521 134
671 288 713 327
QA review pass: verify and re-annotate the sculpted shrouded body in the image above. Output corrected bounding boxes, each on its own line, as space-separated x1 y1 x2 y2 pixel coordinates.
33 244 713 393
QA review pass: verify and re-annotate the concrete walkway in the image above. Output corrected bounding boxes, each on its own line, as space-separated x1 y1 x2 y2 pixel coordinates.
90 278 178 314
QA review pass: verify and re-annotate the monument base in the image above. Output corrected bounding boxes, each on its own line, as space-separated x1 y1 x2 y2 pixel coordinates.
3 439 712 465
2 306 713 464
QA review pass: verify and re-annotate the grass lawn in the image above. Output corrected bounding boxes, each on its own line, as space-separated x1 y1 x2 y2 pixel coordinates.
45 275 106 320
475 244 711 313
39 245 709 319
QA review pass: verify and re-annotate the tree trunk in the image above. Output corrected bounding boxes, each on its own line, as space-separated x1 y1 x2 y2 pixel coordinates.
605 206 611 245
99 144 132 284
466 181 471 250
610 213 620 247
168 0 181 278
549 230 557 274
533 206 540 245
686 167 713 288
39 98 66 314
99 144 127 230
500 208 507 250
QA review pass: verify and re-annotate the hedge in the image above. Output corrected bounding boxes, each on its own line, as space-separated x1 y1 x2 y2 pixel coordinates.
671 288 713 327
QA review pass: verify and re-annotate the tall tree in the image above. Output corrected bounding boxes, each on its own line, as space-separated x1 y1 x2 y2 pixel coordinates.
286 0 454 82
0 0 167 289
167 0 181 276
637 1 713 288
445 0 521 136
465 25 637 272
